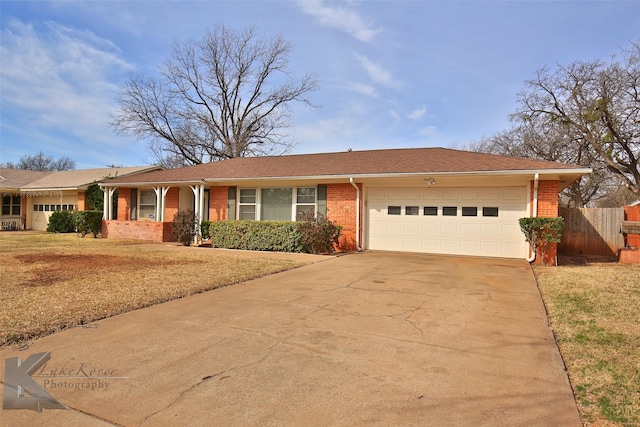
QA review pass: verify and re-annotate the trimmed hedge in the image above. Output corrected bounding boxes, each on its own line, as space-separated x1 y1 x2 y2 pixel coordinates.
209 221 303 252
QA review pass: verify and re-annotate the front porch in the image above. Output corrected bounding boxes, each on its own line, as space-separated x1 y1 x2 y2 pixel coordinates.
0 215 24 231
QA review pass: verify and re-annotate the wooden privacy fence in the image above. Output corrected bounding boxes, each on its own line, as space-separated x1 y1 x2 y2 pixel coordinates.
559 207 625 257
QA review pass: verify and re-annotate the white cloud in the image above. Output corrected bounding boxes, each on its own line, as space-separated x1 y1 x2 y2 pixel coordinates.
0 19 133 147
418 125 438 137
345 82 378 97
355 54 401 89
296 0 381 42
408 106 427 120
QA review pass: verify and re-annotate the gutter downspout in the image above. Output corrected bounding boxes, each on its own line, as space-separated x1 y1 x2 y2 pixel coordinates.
349 178 362 251
527 173 539 263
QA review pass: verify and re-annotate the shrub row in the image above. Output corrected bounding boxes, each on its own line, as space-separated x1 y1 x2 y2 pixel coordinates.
209 220 303 252
47 210 103 237
206 214 342 254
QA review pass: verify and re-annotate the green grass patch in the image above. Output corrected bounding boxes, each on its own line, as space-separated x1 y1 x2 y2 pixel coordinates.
534 263 640 427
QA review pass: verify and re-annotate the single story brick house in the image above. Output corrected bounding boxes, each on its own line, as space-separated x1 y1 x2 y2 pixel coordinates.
0 166 160 231
100 147 591 262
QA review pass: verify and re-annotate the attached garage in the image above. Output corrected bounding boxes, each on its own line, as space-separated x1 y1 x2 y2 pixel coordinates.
366 186 528 259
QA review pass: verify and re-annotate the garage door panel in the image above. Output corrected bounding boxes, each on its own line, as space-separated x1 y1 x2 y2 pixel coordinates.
367 186 528 259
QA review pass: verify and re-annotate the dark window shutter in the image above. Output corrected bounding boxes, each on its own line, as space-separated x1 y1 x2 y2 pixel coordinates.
317 185 327 217
228 187 237 220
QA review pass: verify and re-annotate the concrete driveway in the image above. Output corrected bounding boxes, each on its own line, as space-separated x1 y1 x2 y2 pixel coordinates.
1 252 581 426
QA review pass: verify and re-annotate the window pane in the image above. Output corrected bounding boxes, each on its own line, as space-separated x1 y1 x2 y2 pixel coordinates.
483 207 499 217
12 205 20 215
240 189 256 204
139 205 155 220
140 190 156 205
424 206 437 216
296 187 316 204
1 205 9 215
388 206 401 215
296 205 315 220
405 206 419 216
239 205 256 220
12 195 20 205
443 206 457 216
462 207 477 217
261 188 292 221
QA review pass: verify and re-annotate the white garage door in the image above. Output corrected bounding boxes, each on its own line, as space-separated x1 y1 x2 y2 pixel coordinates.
367 187 528 259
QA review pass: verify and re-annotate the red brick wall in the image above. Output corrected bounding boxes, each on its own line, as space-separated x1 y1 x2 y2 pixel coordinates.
77 191 87 211
624 206 640 248
529 180 560 264
117 188 131 220
209 186 229 221
165 188 180 221
326 183 361 251
102 220 172 242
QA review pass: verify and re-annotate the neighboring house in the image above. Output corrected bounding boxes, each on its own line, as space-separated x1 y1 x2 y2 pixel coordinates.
0 166 161 231
101 147 591 261
0 169 51 230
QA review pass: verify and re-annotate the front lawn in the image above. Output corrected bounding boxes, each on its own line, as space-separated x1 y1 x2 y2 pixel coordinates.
0 232 321 348
534 261 640 427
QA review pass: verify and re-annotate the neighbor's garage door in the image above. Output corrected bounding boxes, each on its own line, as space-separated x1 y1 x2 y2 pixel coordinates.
367 187 528 258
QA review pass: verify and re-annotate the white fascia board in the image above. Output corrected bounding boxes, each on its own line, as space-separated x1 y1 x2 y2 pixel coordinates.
21 187 79 192
99 180 203 188
203 168 593 183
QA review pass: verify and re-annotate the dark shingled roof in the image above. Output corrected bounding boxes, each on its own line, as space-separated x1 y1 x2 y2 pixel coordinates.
106 147 588 184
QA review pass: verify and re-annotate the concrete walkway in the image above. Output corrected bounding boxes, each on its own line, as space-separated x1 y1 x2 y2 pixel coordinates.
1 252 581 426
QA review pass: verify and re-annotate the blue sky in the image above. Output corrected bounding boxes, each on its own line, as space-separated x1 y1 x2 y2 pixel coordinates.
1 1 639 169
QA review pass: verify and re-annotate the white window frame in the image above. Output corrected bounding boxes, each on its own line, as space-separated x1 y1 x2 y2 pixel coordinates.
236 187 317 221
1 195 21 216
295 187 317 219
138 189 157 221
238 188 257 220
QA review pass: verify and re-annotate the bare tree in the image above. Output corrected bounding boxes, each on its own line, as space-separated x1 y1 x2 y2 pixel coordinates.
515 40 640 196
111 24 318 167
2 151 75 171
468 116 608 207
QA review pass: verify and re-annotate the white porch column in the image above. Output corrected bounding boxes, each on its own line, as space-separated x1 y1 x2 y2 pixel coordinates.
102 188 109 220
153 187 170 222
153 187 161 222
107 188 116 220
190 184 205 244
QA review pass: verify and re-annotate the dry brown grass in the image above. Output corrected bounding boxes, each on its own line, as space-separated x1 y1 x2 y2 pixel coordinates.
0 232 321 349
534 261 640 427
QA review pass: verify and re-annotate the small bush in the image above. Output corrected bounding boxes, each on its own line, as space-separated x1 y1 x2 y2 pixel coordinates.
172 209 198 246
209 221 302 252
201 220 212 240
74 211 103 238
519 217 564 264
47 210 75 233
297 211 342 254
